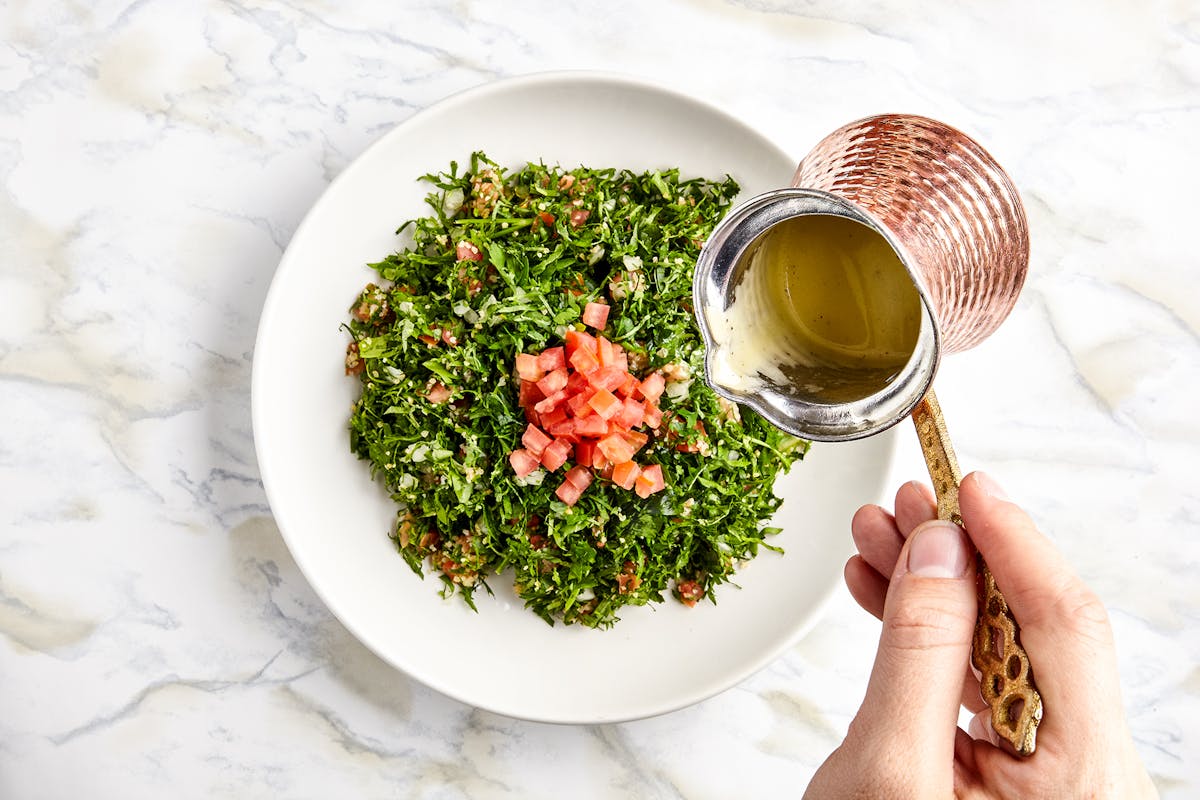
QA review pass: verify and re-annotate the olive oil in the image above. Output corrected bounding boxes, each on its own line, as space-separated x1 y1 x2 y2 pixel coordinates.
710 214 923 404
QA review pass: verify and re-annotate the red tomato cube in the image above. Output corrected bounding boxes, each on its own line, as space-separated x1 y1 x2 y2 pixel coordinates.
614 348 629 372
567 390 596 418
536 368 569 396
615 397 645 429
643 401 663 429
565 465 593 490
536 347 566 372
574 415 609 437
611 461 641 490
548 418 576 438
518 379 544 409
534 390 567 415
555 479 584 507
565 370 590 395
540 403 569 426
508 449 540 478
596 336 615 368
597 434 636 465
634 464 666 498
587 388 623 420
522 424 553 456
541 438 572 471
564 329 597 359
587 366 626 393
574 439 596 467
637 372 666 403
622 429 649 454
515 353 544 381
569 346 600 375
582 302 610 330
456 241 483 261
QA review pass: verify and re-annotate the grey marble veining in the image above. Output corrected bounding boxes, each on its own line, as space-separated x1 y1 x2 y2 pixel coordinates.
1 1 1197 797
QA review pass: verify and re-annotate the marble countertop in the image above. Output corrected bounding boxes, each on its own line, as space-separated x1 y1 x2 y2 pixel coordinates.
3 1 1197 797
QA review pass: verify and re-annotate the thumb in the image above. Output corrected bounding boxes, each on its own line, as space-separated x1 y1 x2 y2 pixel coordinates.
851 520 978 766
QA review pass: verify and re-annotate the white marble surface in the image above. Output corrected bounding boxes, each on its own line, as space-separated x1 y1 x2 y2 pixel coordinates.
2 1 1197 797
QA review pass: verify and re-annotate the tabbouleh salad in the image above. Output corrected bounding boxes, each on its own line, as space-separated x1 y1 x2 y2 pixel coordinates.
344 153 807 628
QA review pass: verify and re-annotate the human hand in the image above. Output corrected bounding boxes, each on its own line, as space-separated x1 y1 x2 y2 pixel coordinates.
804 472 1158 799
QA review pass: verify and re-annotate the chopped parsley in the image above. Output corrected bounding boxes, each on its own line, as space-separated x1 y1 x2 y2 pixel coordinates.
345 153 808 628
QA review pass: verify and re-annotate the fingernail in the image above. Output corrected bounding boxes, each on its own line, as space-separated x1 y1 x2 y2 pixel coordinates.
974 471 1009 501
906 521 970 578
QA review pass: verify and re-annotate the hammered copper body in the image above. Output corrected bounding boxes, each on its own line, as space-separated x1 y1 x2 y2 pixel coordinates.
793 114 1029 354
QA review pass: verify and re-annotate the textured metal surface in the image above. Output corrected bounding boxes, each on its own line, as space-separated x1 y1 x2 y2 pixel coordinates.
912 390 1043 757
794 114 1029 354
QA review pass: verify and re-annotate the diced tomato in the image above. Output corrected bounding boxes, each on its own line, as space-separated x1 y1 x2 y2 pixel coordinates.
677 579 704 607
596 335 615 367
518 379 544 409
418 334 438 347
637 371 666 403
582 301 609 330
522 424 553 456
565 465 593 490
534 390 567 415
456 241 483 261
515 353 544 381
536 368 568 396
510 303 685 502
586 366 625 393
597 434 636 465
587 388 623 420
566 390 595 418
615 396 645 429
614 349 629 372
555 479 584 507
574 415 609 437
634 463 666 498
564 370 590 395
536 346 566 372
538 211 556 228
569 345 601 375
621 429 649 454
643 401 663 429
539 405 569 430
547 419 576 438
612 461 641 490
541 438 572 471
426 382 452 404
508 449 540 477
574 439 596 467
564 329 597 359
570 208 591 229
441 328 459 347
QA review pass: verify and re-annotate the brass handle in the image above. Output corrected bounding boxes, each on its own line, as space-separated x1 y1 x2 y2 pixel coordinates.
911 390 1043 756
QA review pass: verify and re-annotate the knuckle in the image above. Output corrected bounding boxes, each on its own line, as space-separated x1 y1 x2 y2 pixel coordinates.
1019 577 1114 645
1057 587 1114 643
886 600 974 652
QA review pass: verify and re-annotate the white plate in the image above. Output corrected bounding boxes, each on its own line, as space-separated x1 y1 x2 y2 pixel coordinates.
252 72 896 723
